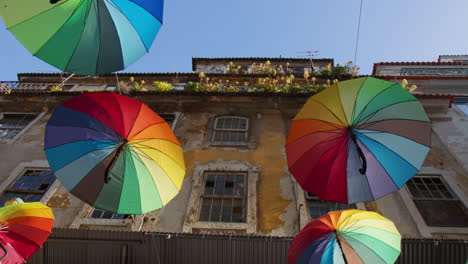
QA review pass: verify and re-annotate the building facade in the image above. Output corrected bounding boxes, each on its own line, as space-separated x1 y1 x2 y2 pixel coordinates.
0 57 466 239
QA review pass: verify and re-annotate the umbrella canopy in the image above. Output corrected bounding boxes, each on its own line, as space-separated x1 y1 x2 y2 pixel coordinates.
288 209 401 264
0 202 54 264
44 92 185 214
0 0 163 76
286 77 431 204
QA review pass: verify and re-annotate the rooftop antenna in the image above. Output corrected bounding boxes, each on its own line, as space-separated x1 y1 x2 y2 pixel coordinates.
297 50 319 72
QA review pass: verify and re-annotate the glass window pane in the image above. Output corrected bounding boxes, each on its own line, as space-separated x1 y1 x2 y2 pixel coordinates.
200 173 247 223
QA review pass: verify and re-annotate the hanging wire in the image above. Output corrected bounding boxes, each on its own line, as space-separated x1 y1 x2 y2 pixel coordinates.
352 0 364 78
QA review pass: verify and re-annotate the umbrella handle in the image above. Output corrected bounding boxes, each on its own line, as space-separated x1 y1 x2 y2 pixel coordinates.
0 241 8 261
105 142 127 183
350 133 367 175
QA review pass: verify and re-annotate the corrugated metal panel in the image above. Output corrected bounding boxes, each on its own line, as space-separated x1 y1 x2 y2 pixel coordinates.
26 229 467 264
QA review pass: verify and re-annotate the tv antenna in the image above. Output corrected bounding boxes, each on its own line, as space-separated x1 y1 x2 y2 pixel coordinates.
297 50 319 71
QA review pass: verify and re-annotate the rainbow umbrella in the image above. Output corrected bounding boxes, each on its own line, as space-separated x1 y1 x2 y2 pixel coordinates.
44 92 185 214
0 202 54 264
288 209 401 264
286 77 431 204
0 0 163 76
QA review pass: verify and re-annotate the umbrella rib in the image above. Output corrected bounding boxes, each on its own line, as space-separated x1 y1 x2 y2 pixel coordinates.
356 120 432 147
309 98 348 127
354 98 418 126
293 118 346 129
347 141 374 199
322 137 350 202
127 121 172 141
349 77 369 124
53 144 119 172
355 131 421 171
124 146 149 212
45 125 120 144
301 136 348 198
130 137 181 146
95 0 104 75
124 101 143 139
64 0 96 72
5 0 73 29
82 93 125 136
286 129 347 149
335 83 352 125
351 83 398 125
130 142 185 170
288 133 347 170
46 139 120 151
338 231 397 264
128 145 180 195
341 223 399 237
127 146 165 204
103 0 150 52
108 0 163 24
353 133 407 189
31 0 86 56
115 145 127 213
356 128 431 151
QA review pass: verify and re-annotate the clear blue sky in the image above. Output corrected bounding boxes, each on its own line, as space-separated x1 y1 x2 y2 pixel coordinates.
1 0 467 80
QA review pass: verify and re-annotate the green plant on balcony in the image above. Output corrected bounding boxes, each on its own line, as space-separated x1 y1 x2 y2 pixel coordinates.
184 82 200 91
129 77 148 92
153 81 174 92
304 85 326 94
0 83 12 95
226 62 245 74
49 85 63 92
401 79 417 92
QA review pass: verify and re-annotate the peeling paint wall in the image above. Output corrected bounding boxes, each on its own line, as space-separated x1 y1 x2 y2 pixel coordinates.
0 92 466 238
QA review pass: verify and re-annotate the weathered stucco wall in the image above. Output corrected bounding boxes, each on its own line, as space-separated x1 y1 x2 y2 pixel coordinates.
0 93 466 238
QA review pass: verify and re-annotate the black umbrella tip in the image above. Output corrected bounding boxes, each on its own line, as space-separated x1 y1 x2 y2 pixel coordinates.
50 0 61 4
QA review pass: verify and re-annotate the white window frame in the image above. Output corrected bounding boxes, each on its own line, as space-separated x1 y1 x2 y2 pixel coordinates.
399 167 468 237
183 161 258 234
211 116 249 146
291 175 365 230
0 112 44 144
0 161 60 206
70 203 144 231
159 112 182 131
304 192 356 220
198 172 248 223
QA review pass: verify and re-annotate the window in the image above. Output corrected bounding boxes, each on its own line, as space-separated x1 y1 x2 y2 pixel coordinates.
212 116 249 144
406 176 468 227
455 103 468 116
305 192 355 219
199 172 247 223
160 114 176 128
90 209 131 220
0 169 55 206
0 113 37 140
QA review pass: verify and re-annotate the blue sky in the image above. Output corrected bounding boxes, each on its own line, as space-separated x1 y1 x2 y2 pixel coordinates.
1 0 467 80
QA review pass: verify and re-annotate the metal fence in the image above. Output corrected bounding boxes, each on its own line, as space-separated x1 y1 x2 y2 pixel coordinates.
27 229 467 264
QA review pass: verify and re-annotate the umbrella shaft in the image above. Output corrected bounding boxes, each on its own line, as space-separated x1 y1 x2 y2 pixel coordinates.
349 131 367 175
105 142 127 183
334 231 348 264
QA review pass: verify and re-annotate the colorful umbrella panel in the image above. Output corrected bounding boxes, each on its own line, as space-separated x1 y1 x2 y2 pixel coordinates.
44 92 185 214
287 77 431 204
0 0 164 75
288 209 401 264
